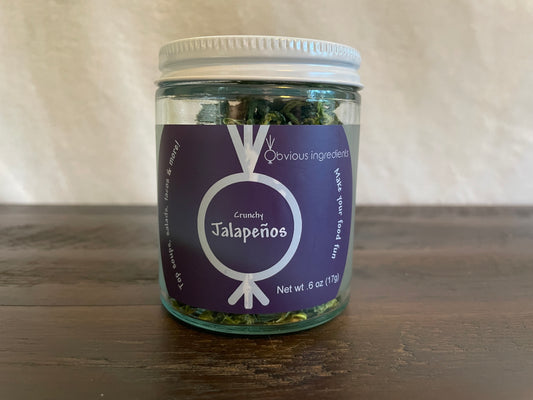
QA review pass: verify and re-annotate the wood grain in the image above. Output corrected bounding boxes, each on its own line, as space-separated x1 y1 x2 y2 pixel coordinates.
1 205 533 400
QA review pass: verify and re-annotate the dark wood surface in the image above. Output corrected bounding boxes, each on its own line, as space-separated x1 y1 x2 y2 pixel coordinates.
1 205 533 400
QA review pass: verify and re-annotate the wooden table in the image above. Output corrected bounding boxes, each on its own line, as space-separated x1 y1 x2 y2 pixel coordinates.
1 205 533 399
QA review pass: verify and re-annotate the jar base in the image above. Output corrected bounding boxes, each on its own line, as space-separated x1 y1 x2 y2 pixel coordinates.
160 294 349 335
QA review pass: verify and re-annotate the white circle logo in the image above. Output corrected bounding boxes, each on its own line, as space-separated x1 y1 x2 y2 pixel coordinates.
197 126 302 309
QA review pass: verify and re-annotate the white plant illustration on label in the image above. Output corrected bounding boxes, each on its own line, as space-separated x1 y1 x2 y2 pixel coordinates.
264 135 276 164
197 125 303 309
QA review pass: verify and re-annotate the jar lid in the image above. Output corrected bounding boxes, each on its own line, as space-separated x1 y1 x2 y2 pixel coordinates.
158 35 362 87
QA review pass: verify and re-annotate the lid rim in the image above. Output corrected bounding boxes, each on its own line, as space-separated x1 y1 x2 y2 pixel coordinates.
158 35 362 87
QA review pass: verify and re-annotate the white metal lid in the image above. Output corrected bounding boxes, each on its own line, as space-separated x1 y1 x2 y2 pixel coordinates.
158 35 362 87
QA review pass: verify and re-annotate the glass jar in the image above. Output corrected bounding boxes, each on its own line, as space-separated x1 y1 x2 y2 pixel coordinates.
156 36 362 334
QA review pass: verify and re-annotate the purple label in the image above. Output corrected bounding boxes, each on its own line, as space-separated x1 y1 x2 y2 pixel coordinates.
158 125 353 314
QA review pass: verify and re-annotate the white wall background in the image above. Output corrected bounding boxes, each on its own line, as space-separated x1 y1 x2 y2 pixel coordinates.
1 0 532 205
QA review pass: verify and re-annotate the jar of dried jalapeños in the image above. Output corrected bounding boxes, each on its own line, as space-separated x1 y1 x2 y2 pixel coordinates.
156 35 362 334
